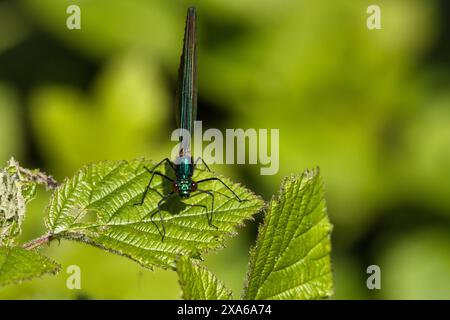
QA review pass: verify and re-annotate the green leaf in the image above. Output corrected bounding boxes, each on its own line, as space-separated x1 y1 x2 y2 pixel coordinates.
0 246 60 287
177 256 233 300
46 159 264 269
243 169 333 300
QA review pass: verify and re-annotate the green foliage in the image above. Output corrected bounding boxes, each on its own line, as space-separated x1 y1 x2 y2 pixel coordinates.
381 227 450 299
30 56 170 176
177 256 233 300
45 159 264 269
0 246 60 287
244 169 333 299
0 163 26 246
0 158 55 246
0 85 23 164
24 0 448 238
22 0 180 62
179 169 334 300
0 2 29 53
0 158 60 288
0 0 446 300
0 145 333 298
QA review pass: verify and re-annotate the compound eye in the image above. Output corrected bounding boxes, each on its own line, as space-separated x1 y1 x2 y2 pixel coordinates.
173 182 180 192
190 181 198 192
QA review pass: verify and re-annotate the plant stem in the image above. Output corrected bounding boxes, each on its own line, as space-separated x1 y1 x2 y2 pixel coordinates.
23 233 53 250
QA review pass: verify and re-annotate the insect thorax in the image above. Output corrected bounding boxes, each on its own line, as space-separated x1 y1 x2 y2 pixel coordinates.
174 156 194 180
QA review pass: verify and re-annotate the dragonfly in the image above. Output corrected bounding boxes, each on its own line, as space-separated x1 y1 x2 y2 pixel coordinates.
135 7 242 241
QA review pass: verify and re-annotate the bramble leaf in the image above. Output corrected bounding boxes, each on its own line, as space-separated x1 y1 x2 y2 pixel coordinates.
177 256 233 300
243 169 333 299
0 246 60 287
45 159 264 269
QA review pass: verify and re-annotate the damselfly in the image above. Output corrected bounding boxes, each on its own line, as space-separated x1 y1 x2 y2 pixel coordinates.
136 7 242 240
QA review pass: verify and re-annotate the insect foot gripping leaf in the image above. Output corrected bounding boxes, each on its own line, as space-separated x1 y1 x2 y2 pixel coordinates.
177 256 233 300
45 159 264 270
0 158 56 246
243 169 333 300
0 246 60 287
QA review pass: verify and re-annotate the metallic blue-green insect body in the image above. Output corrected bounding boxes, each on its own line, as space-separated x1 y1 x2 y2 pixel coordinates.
174 6 198 199
136 7 242 240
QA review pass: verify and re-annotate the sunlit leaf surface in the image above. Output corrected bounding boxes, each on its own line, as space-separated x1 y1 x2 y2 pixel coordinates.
46 159 264 269
244 169 333 299
177 256 233 300
0 247 60 287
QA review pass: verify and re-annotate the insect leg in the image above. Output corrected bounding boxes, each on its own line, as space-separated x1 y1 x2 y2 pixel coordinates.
135 171 173 206
150 191 174 241
196 177 242 202
196 189 218 229
193 156 211 172
147 158 175 172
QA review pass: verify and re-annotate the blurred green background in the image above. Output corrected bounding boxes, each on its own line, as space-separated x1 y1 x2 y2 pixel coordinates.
0 0 449 299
